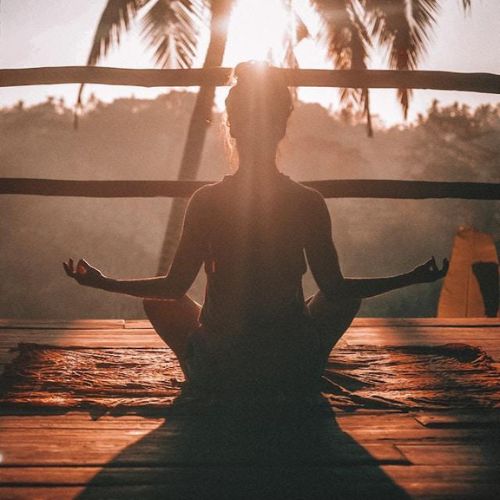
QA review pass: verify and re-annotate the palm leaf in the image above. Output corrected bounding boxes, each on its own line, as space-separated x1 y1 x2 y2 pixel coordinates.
280 1 309 100
287 10 309 62
87 0 151 66
141 0 205 69
76 0 205 127
311 0 373 135
364 0 439 119
75 0 151 127
461 0 471 11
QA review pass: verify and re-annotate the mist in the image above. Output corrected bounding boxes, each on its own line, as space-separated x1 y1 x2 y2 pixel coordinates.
1 93 499 318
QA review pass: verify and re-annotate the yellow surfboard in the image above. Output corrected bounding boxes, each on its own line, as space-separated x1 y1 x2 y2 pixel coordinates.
438 226 499 317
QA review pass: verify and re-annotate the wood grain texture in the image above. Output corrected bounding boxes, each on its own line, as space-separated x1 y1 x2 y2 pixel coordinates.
1 67 499 93
0 319 126 329
2 177 499 200
1 317 499 499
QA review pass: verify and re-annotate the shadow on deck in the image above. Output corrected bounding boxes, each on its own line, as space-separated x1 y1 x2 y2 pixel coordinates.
0 317 499 499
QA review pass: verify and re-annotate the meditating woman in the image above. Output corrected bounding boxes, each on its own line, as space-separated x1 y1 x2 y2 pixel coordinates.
63 61 448 397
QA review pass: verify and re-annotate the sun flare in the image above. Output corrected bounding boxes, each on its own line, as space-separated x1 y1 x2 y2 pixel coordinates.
224 0 293 66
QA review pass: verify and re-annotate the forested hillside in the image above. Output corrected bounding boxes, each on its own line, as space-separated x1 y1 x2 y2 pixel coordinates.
1 93 498 318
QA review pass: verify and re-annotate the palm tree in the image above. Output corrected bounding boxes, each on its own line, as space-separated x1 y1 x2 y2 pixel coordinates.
155 0 232 274
309 0 471 134
80 0 472 273
77 0 233 274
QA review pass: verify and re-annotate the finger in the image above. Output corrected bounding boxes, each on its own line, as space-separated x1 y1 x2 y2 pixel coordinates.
69 258 74 273
62 262 72 277
77 259 88 274
430 256 437 271
423 258 433 269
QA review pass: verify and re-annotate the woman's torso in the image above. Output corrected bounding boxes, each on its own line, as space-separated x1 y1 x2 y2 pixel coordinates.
198 171 316 334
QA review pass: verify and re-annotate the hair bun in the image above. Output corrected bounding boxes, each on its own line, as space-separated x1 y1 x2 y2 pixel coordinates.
233 60 272 86
225 61 293 140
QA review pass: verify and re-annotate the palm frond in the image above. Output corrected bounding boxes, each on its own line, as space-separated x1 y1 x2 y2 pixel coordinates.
280 4 309 63
312 1 369 69
311 0 373 135
364 0 439 119
461 0 471 11
141 0 204 69
282 30 300 70
87 0 150 66
294 11 309 43
76 0 151 124
278 1 306 100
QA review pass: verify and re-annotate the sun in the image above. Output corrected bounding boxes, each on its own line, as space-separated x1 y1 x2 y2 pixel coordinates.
224 0 293 66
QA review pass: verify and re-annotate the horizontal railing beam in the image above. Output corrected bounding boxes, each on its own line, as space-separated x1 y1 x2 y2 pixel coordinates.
1 178 499 200
0 67 499 94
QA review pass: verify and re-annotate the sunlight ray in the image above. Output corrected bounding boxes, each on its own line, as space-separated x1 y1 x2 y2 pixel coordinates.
224 0 292 66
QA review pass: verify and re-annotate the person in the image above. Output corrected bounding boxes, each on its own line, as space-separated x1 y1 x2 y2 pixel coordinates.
63 61 448 398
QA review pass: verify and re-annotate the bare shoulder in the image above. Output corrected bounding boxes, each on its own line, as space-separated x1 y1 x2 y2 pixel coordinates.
188 180 224 208
283 177 325 209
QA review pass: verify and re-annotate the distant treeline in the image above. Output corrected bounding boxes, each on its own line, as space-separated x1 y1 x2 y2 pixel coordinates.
1 93 499 318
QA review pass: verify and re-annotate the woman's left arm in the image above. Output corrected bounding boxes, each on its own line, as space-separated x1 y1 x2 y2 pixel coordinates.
342 257 449 299
63 189 207 300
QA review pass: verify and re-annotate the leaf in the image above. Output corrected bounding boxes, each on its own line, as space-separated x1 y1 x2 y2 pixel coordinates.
76 0 151 124
76 0 205 126
294 11 309 43
89 0 151 66
141 0 204 69
461 0 471 12
311 0 373 135
364 0 439 119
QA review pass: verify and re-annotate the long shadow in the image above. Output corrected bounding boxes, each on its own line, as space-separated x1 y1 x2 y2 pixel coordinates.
77 399 410 499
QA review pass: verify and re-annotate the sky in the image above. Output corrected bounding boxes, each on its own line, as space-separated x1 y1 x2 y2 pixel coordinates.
0 0 499 126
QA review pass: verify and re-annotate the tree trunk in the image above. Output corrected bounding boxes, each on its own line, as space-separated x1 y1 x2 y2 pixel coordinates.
156 0 232 275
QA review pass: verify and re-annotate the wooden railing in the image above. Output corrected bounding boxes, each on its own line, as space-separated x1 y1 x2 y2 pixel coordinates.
2 66 499 201
1 178 499 200
1 67 499 94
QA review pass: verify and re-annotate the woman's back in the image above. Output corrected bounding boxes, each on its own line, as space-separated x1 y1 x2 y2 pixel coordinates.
196 171 319 333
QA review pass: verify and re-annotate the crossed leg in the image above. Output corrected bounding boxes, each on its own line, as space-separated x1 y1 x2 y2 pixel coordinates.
143 291 360 384
306 291 361 368
142 296 201 379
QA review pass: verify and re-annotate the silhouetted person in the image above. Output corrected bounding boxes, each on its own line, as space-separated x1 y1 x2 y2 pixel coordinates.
64 61 448 397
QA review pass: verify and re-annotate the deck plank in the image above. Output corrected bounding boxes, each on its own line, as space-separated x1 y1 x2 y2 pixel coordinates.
350 318 500 327
1 474 499 500
0 329 163 349
0 427 408 466
1 464 498 500
1 416 496 445
414 412 500 428
1 317 499 499
396 444 500 465
0 319 126 329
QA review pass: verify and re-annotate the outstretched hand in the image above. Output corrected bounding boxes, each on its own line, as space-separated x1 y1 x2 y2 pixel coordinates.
63 258 105 288
412 256 449 283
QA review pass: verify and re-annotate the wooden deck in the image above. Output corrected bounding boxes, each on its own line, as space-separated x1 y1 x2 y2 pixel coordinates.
0 318 499 499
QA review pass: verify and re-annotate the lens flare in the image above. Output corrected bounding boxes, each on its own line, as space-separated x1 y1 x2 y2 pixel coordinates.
224 0 292 66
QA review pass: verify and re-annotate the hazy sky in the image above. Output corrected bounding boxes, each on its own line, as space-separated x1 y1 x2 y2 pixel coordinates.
0 0 499 125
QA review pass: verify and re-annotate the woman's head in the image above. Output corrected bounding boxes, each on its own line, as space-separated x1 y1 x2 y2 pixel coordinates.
225 61 293 148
